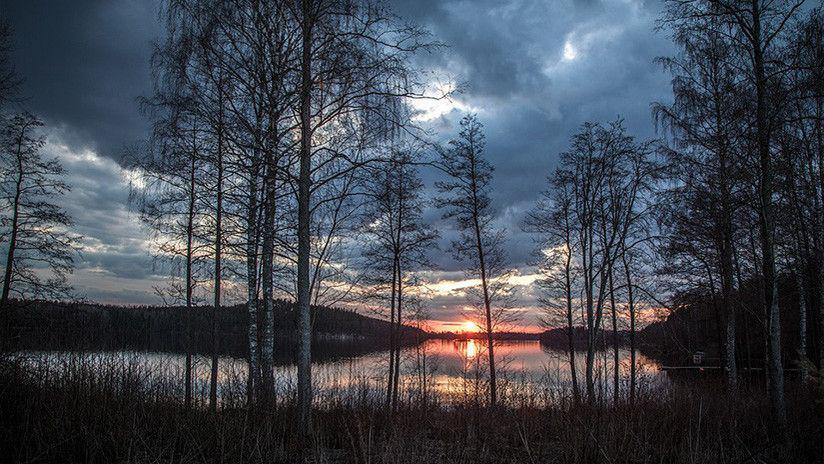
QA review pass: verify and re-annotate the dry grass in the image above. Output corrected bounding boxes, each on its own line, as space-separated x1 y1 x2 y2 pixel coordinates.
0 354 821 463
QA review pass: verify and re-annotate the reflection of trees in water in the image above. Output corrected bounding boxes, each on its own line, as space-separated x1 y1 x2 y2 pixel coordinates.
11 339 667 407
16 337 399 365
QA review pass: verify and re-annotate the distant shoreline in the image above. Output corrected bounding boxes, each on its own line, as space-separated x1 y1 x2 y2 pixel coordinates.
2 299 424 361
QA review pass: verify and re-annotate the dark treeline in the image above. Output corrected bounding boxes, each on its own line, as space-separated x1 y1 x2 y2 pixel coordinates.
5 299 424 360
436 331 542 341
641 273 811 368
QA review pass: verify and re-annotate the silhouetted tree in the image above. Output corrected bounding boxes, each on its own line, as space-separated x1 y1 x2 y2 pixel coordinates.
293 0 436 434
654 17 748 392
777 8 824 377
0 113 78 309
436 114 515 407
362 146 438 411
525 170 581 402
540 120 654 403
663 0 808 428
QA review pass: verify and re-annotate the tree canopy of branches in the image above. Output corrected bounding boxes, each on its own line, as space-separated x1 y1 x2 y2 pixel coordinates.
134 0 440 431
528 119 658 404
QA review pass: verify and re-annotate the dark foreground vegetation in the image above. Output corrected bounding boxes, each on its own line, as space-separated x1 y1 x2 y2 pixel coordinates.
0 354 821 464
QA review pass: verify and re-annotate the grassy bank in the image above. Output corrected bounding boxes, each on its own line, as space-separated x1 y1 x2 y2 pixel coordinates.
1 354 821 463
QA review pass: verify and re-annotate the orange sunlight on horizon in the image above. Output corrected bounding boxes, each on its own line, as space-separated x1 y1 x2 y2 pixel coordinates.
428 319 545 334
425 304 667 334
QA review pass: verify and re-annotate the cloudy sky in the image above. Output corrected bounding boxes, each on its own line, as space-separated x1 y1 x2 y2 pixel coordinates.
2 0 674 330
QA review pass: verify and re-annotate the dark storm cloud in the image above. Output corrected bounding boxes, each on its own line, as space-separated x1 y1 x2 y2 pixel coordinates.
3 0 676 317
3 0 165 302
393 0 675 283
3 0 161 159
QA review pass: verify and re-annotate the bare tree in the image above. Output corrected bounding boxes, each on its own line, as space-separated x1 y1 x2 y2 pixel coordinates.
653 17 748 392
777 8 824 379
525 171 581 403
540 120 654 403
0 113 78 313
663 0 808 428
362 146 438 412
292 0 437 433
436 114 515 407
128 122 208 408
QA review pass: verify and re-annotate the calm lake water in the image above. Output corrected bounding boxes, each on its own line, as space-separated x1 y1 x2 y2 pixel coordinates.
14 340 666 407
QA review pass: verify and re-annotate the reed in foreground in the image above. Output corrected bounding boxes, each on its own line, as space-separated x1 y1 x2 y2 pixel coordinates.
0 355 821 464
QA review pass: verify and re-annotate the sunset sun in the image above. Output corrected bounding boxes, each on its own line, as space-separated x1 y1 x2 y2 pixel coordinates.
461 321 480 333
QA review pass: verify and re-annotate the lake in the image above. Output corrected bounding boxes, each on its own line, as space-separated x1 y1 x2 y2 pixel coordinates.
11 339 666 407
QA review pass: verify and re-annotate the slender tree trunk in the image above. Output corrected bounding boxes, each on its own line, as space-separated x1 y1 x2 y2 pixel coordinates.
812 95 824 371
297 0 314 436
184 144 196 410
209 81 225 413
391 169 405 411
718 114 738 393
582 202 603 404
565 250 579 403
583 237 596 402
386 257 397 410
705 267 724 369
723 266 737 393
1 149 23 349
1 136 24 308
608 267 619 403
587 254 610 404
751 2 786 427
818 254 824 373
1 172 21 305
621 249 636 404
421 340 428 407
393 258 403 409
733 244 754 373
795 269 808 382
464 148 497 407
260 156 276 407
472 199 496 407
0 190 19 307
787 130 812 381
246 165 259 407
